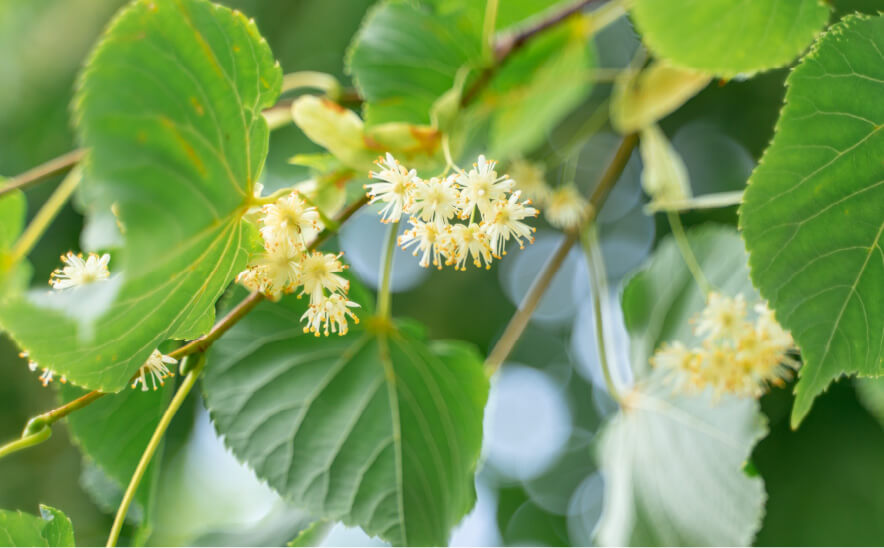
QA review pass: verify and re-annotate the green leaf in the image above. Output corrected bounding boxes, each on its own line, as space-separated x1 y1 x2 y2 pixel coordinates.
37 506 75 548
0 505 75 547
597 227 767 545
202 294 489 546
346 0 481 125
0 188 29 298
630 0 830 77
60 380 173 529
483 21 595 157
854 378 884 430
740 14 884 426
0 0 281 391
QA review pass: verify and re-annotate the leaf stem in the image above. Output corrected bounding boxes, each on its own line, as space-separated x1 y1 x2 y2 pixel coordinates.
376 221 399 320
0 149 86 199
485 133 638 374
579 223 620 403
105 358 206 547
8 167 81 266
666 210 713 296
0 426 50 460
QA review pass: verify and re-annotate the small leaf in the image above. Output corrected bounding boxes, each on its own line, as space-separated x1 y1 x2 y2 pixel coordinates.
0 0 281 391
610 60 710 133
203 291 488 546
630 0 830 76
0 506 75 547
596 227 767 545
740 14 884 426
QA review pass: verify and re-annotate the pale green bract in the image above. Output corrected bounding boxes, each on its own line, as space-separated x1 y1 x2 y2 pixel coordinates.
596 227 767 545
630 0 829 77
202 290 488 546
740 14 884 427
0 0 281 391
0 505 75 547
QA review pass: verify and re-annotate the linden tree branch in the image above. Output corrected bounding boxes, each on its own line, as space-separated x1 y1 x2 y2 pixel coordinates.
0 195 370 462
0 149 86 199
484 132 638 375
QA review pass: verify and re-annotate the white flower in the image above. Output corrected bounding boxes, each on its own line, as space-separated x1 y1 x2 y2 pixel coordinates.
237 239 302 298
695 292 747 340
409 175 460 226
399 219 450 269
450 223 493 270
545 185 588 230
260 191 321 248
49 252 110 289
367 153 418 223
301 292 360 337
455 155 514 219
132 350 177 391
298 251 349 305
482 191 538 258
509 159 552 205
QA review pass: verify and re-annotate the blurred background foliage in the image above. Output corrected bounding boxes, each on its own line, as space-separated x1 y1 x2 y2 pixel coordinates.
1 0 883 546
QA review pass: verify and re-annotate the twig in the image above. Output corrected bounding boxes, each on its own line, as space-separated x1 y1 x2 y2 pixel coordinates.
485 133 638 374
0 149 86 199
463 0 606 105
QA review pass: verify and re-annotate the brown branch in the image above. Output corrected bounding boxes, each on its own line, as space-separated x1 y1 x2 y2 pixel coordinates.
485 132 638 373
462 0 606 105
0 149 86 199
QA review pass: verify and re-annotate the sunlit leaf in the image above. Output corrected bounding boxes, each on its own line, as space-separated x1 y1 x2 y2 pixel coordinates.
630 0 829 76
740 14 884 426
0 0 281 391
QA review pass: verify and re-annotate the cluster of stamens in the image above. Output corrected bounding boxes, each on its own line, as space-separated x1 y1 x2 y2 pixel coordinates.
366 153 539 270
651 292 798 398
236 190 359 336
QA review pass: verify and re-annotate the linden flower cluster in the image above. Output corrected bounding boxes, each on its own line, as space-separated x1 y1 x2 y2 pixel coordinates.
651 292 798 398
366 154 539 270
236 191 359 336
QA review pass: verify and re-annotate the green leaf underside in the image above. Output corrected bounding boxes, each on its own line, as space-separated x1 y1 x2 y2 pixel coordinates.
740 14 884 426
599 227 766 545
203 296 488 546
60 381 172 525
630 0 829 76
0 506 75 547
596 377 767 546
0 0 281 391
